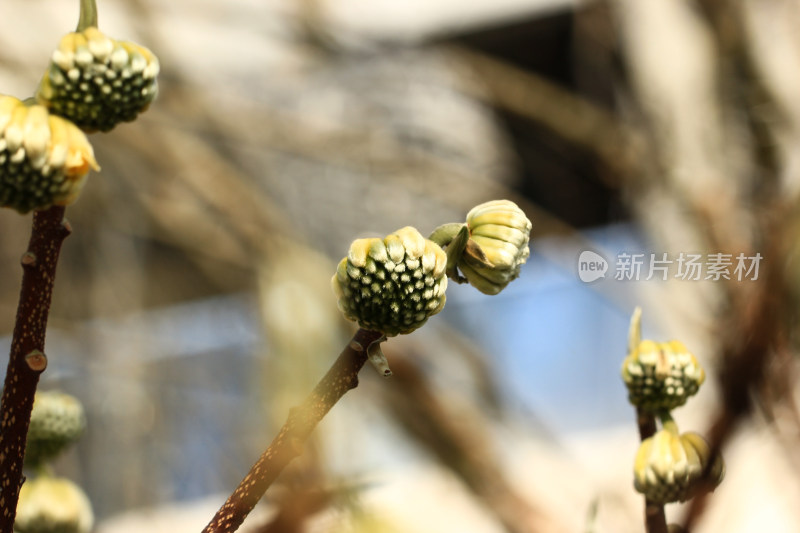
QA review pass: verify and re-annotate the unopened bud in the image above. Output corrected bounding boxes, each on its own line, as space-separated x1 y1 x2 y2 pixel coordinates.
0 95 98 213
332 226 447 336
36 27 159 132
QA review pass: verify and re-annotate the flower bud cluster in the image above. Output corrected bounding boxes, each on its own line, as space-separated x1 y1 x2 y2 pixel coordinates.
634 426 725 504
25 391 86 468
0 95 98 213
17 391 93 533
332 226 448 336
36 27 159 133
332 200 532 337
622 339 705 412
623 308 723 506
15 477 93 533
1 23 158 213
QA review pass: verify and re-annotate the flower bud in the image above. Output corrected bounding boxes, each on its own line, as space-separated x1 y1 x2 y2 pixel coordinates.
633 428 724 504
15 476 94 533
0 95 99 213
25 391 86 468
36 27 159 132
621 339 705 412
332 226 448 336
459 199 531 295
680 431 725 491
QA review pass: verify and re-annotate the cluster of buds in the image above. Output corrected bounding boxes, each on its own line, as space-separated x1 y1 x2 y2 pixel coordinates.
332 200 532 336
331 200 531 374
623 308 724 505
621 308 705 413
332 226 448 337
0 20 158 213
25 390 87 468
15 476 93 533
16 391 93 533
621 339 705 412
36 27 159 133
634 423 725 504
0 95 98 213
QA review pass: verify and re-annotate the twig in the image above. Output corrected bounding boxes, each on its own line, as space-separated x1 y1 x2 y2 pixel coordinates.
0 206 71 532
202 327 384 533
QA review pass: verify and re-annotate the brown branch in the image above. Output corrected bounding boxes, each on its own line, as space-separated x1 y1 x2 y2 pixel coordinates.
680 214 786 531
202 327 384 533
0 206 71 532
635 407 668 533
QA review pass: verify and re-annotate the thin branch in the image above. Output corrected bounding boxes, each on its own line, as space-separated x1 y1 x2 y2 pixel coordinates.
0 206 71 532
202 328 384 533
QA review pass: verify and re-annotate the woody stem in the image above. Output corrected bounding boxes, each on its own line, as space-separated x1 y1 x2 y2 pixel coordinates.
201 328 384 533
0 206 71 533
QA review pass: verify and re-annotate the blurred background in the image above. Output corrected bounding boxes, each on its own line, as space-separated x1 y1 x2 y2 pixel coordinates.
2 0 800 531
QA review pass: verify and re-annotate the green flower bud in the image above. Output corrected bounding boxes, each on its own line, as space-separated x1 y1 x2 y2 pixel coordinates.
15 476 94 533
332 226 448 336
36 27 159 133
633 428 724 504
25 391 86 468
621 340 705 412
0 95 99 213
460 199 531 295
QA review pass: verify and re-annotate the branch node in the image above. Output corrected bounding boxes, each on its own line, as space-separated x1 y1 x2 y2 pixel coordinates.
20 252 36 267
348 340 363 352
24 351 48 373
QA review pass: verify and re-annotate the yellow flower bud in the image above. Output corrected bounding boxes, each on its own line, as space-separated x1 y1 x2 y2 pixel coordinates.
633 428 724 504
0 95 98 213
621 339 705 412
36 27 159 132
459 199 531 294
15 477 94 533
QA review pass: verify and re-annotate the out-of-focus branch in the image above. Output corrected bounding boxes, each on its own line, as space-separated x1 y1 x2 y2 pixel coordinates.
444 45 636 184
613 0 797 529
381 349 567 533
681 210 789 530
